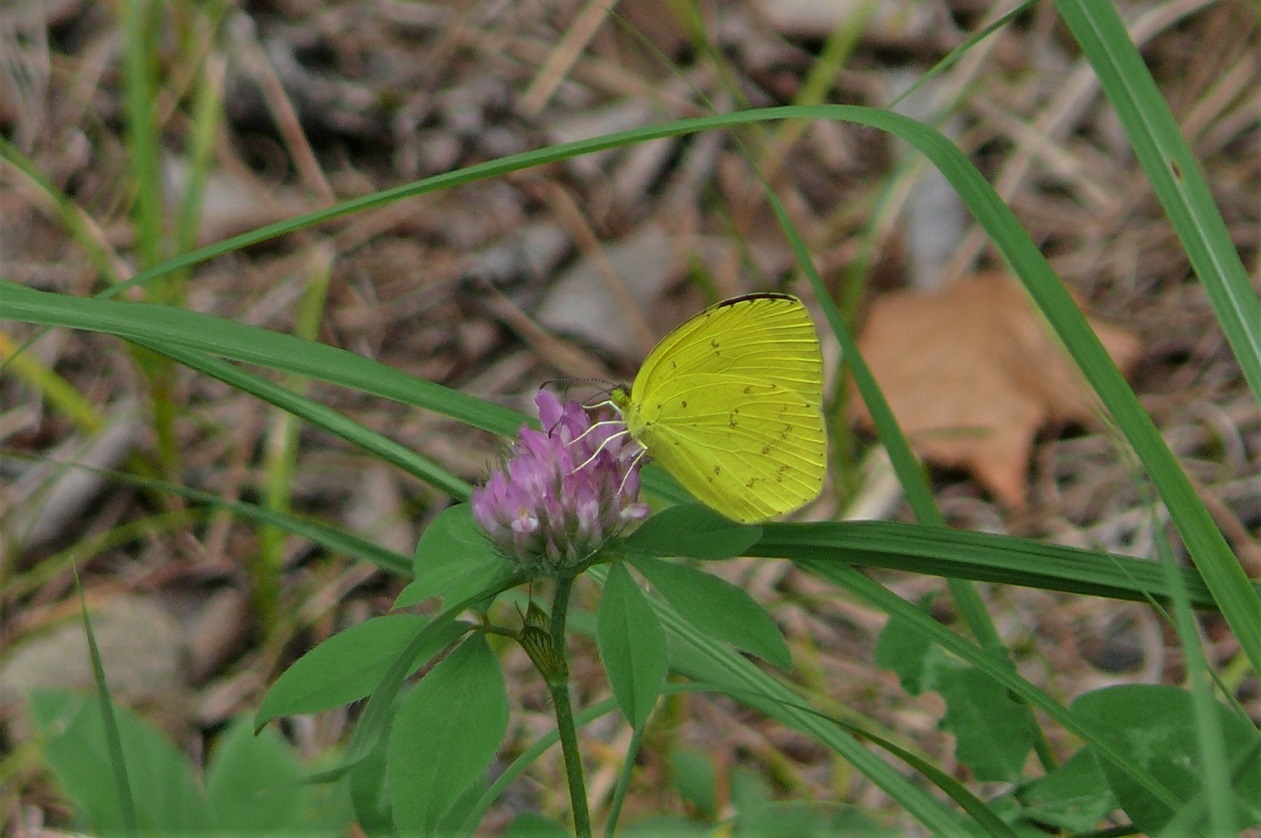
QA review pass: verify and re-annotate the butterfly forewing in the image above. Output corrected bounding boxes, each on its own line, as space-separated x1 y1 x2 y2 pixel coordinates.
633 294 823 408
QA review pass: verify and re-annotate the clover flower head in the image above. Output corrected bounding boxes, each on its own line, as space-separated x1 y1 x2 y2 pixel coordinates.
471 391 649 571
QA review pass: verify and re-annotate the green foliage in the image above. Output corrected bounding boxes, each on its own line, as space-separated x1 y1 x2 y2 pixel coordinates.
630 553 790 670
877 608 1035 783
1013 749 1117 833
598 560 668 729
669 749 717 819
255 614 469 727
29 691 350 835
1073 684 1261 833
204 717 339 833
394 503 517 609
384 635 508 834
625 503 762 559
727 765 896 837
347 738 392 835
936 668 1035 784
31 690 205 833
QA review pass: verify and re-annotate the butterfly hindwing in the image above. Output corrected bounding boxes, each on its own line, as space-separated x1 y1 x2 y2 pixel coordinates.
631 373 826 522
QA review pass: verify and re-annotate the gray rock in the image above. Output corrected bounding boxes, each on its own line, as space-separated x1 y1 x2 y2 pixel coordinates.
0 594 193 741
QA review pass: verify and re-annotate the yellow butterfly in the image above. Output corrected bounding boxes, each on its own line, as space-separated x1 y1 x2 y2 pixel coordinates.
610 293 826 522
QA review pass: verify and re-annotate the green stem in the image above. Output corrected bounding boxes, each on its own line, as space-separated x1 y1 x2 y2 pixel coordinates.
547 574 592 838
603 723 643 838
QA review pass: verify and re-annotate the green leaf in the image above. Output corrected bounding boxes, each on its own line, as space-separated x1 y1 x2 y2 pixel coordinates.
1016 748 1117 833
626 504 761 559
1073 684 1261 833
347 739 392 836
394 504 515 609
729 764 772 812
386 635 508 835
29 689 207 834
734 801 895 837
598 561 667 728
670 750 717 819
805 562 1181 819
204 717 307 833
937 667 1035 783
728 767 906 836
873 598 956 696
332 605 481 782
504 812 573 837
760 519 1261 611
877 603 1034 783
621 814 712 836
630 555 790 670
255 614 470 728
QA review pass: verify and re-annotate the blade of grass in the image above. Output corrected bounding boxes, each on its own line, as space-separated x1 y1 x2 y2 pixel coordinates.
256 245 334 626
1152 509 1234 834
119 0 185 483
762 173 1004 647
885 1 1037 113
76 566 138 836
129 338 469 499
0 281 521 438
1051 15 1261 794
756 519 1259 613
2 448 412 576
0 330 104 432
172 1 231 285
0 282 705 510
1 510 196 601
751 125 1079 781
803 562 1184 814
120 0 164 272
590 554 1187 827
770 104 1261 678
0 135 126 284
1056 0 1261 405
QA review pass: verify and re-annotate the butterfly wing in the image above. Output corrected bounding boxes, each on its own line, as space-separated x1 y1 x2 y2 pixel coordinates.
631 373 826 522
632 294 823 408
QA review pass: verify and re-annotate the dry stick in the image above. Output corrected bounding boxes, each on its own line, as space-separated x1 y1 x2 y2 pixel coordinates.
968 95 1112 209
505 31 706 117
1185 471 1261 578
1 2 51 150
1180 51 1259 154
235 23 337 206
476 282 612 381
940 0 1220 282
520 0 616 116
539 181 659 357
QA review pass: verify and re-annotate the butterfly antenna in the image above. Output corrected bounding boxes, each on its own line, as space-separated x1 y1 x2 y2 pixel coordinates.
541 378 617 401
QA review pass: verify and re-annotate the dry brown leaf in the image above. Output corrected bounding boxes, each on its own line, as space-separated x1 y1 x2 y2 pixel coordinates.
850 272 1142 508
